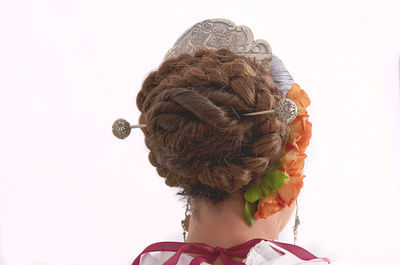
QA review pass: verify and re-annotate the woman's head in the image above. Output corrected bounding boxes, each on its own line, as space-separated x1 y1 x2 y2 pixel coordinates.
136 48 289 204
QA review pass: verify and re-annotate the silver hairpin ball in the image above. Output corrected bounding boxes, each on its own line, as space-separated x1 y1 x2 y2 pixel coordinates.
112 118 146 139
242 98 298 124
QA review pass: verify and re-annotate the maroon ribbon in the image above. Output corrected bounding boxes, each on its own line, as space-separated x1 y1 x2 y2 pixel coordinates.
131 238 331 265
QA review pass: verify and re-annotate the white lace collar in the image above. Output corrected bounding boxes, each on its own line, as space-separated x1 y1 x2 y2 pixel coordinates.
243 240 330 265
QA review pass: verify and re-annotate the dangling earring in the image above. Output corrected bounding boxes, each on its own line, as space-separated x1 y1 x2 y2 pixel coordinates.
181 199 191 242
293 199 300 245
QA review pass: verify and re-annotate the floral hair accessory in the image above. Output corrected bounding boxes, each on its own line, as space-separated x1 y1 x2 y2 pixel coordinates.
243 83 311 226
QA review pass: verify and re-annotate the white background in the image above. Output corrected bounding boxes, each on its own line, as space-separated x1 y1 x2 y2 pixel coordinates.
1 0 400 265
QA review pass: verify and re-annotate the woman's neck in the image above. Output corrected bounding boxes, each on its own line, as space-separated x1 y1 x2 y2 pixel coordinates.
185 194 282 249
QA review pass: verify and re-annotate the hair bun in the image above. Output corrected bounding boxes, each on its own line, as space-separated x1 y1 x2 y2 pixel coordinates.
136 48 289 203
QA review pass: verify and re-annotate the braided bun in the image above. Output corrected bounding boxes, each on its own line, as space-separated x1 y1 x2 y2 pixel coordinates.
136 49 289 203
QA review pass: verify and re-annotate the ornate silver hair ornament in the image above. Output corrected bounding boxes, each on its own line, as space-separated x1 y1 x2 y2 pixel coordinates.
163 18 272 69
112 119 146 140
112 18 297 139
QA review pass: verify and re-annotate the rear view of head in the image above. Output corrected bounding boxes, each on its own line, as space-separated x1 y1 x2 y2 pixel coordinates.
136 48 289 203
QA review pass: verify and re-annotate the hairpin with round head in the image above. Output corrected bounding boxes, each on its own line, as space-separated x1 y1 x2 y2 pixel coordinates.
112 119 146 139
242 98 297 123
112 98 297 139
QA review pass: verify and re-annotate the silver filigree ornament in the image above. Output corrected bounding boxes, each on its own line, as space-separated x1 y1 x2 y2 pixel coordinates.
112 118 147 139
274 98 298 124
163 18 273 70
112 118 131 139
241 98 297 124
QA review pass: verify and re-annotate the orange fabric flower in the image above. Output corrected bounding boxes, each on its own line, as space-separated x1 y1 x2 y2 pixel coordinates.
288 115 312 153
281 150 307 177
286 83 310 115
277 175 304 206
254 192 286 219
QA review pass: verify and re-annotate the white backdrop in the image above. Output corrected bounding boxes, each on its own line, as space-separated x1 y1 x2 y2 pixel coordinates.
1 0 400 265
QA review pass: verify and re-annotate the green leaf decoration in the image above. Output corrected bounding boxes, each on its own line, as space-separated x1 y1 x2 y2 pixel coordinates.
244 185 264 203
244 200 257 226
262 169 287 192
244 169 287 203
243 168 287 226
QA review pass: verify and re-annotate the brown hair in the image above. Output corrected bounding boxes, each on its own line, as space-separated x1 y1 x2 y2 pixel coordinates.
136 48 289 203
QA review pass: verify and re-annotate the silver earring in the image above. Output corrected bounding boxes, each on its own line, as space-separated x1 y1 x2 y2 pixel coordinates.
293 199 300 245
181 200 191 242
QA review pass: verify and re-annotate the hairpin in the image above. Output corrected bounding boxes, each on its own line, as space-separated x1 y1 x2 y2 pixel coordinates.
112 98 297 139
112 119 146 139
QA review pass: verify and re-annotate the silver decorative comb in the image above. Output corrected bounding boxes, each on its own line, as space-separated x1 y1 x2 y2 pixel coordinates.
164 18 273 70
